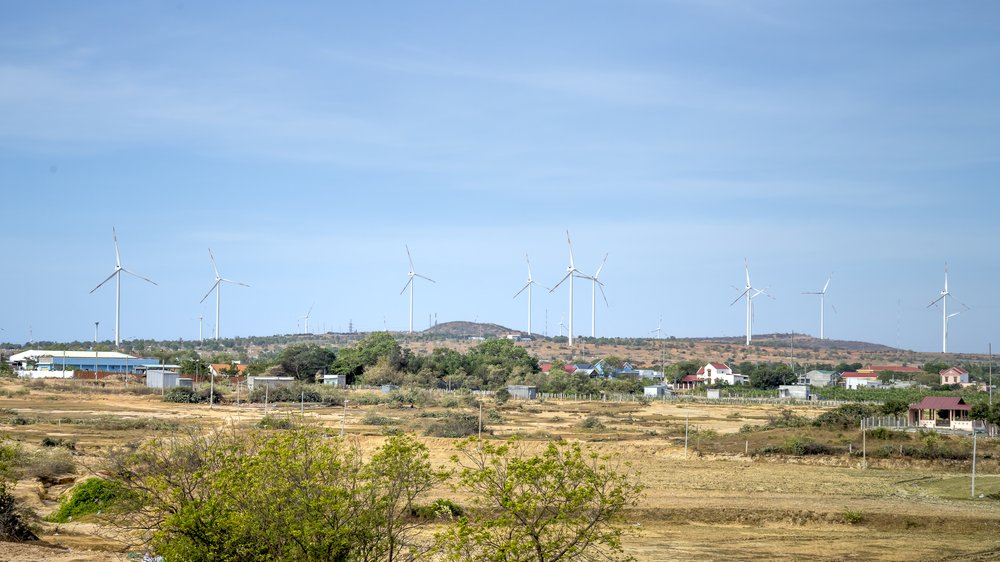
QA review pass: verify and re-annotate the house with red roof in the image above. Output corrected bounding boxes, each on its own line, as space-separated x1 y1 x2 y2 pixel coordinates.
858 365 923 375
908 396 976 432
209 362 248 377
675 374 701 390
939 367 970 386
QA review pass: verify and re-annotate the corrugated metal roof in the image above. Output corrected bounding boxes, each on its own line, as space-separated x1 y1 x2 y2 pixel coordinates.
910 396 969 411
9 349 137 361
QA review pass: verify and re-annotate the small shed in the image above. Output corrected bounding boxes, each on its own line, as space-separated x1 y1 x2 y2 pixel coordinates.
643 384 670 398
778 385 811 400
322 374 347 387
706 388 722 399
146 370 182 389
507 385 537 400
247 376 296 392
381 384 400 394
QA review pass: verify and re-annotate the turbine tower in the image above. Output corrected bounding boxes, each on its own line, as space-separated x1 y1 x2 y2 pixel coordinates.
927 264 967 353
589 253 609 337
513 254 541 335
200 249 250 340
89 227 158 348
802 274 832 339
400 245 434 333
550 231 590 346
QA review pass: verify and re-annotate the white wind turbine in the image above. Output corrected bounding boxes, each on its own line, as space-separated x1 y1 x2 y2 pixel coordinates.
549 231 591 346
588 254 609 337
89 227 157 348
200 249 250 340
400 245 434 334
301 303 314 334
513 254 542 335
927 264 968 353
802 274 832 340
730 259 769 346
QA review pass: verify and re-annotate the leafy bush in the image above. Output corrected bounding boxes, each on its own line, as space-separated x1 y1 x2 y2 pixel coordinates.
410 498 464 519
842 510 864 525
257 416 295 430
362 413 399 426
812 404 879 429
765 409 810 429
866 427 908 440
40 437 76 450
494 388 511 406
163 385 224 404
46 478 130 523
578 416 605 430
424 414 483 438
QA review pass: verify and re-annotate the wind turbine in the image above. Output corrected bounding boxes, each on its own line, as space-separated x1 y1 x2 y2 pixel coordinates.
549 231 591 346
513 254 542 335
200 249 250 340
730 259 768 346
400 245 434 334
927 264 968 353
802 274 832 339
650 315 663 339
301 303 314 334
588 254 609 337
89 227 157 348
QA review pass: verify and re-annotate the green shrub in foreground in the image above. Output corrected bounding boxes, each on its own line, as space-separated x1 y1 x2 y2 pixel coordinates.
46 478 130 523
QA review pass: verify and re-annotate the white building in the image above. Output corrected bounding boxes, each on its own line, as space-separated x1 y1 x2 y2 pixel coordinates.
696 362 749 385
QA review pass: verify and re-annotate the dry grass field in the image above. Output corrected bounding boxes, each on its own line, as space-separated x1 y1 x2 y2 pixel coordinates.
0 378 998 561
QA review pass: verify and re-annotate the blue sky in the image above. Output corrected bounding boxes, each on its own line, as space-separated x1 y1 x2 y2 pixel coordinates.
2 1 999 353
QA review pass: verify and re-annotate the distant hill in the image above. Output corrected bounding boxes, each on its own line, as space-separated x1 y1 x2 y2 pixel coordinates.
421 321 519 338
694 333 899 354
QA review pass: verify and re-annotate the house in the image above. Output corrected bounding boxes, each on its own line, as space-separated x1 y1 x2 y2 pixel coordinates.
696 362 748 385
798 370 838 387
507 385 537 400
939 367 970 386
908 396 976 432
643 384 671 398
841 372 879 389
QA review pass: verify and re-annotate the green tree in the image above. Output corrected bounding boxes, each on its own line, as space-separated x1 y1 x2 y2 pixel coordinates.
432 437 643 562
332 332 405 384
465 339 539 390
106 428 437 561
276 343 337 381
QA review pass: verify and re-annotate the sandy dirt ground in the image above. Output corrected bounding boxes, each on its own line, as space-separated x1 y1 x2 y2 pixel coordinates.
1 381 999 561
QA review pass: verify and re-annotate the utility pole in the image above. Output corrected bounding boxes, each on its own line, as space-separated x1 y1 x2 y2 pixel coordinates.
972 429 978 498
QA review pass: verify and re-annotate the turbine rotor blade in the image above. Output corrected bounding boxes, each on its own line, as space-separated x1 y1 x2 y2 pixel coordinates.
927 295 945 308
822 275 832 294
405 245 415 273
112 227 121 267
399 277 413 295
220 278 250 287
730 288 750 306
594 253 608 278
566 230 575 270
200 280 221 303
550 272 572 293
525 253 533 280
414 273 435 283
208 248 220 279
598 283 609 307
514 283 531 299
90 270 118 293
121 268 158 286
